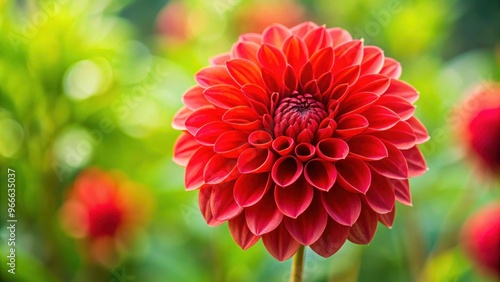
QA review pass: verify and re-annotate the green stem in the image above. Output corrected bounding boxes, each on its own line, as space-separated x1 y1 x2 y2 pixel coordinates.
290 245 305 282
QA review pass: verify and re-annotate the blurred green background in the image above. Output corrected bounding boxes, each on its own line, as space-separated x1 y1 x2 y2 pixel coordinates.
0 0 499 281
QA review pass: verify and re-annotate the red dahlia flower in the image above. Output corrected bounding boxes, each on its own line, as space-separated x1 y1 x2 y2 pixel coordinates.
458 83 500 176
461 202 500 279
60 168 150 265
172 22 429 261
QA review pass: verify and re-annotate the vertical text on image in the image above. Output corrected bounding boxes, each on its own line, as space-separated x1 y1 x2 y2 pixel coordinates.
6 168 17 275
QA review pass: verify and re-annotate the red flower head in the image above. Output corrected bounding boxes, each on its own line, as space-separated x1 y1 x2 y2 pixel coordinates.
60 168 151 265
458 83 500 176
172 22 429 261
461 202 500 279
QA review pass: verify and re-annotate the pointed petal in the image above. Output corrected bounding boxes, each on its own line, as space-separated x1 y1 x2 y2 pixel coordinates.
222 106 262 131
261 67 282 93
304 159 337 191
362 105 401 131
245 189 283 235
303 26 332 55
297 128 314 145
173 132 200 166
226 59 264 87
360 46 384 75
204 84 250 109
310 217 350 257
284 194 329 245
337 158 371 194
317 72 333 93
214 131 250 158
232 41 260 64
321 185 362 226
350 74 390 96
262 222 301 261
334 114 369 138
195 66 237 87
203 154 239 184
310 47 334 78
328 83 349 102
195 121 233 145
383 79 419 103
379 58 402 79
237 148 275 173
185 106 224 135
391 178 411 206
371 121 416 150
247 99 269 116
198 185 223 226
378 206 396 228
239 32 262 44
365 170 395 214
348 135 388 161
299 61 314 88
282 35 308 77
291 21 318 37
209 53 230 66
338 91 379 116
229 212 260 250
327 27 352 47
333 40 363 72
185 147 214 191
262 24 292 49
283 64 298 91
182 86 210 110
302 78 320 97
368 141 409 179
406 116 430 144
348 205 378 244
271 156 303 187
210 181 243 221
401 146 427 177
241 84 270 108
222 105 260 123
234 172 272 207
376 95 415 120
332 65 361 86
172 106 193 130
275 176 313 218
258 44 287 78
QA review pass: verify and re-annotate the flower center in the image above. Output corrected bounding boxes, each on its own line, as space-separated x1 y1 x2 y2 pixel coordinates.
274 93 327 138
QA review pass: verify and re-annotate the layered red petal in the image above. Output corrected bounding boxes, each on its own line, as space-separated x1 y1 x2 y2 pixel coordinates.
284 194 329 245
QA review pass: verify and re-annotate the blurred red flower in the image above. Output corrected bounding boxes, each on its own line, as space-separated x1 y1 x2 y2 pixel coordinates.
234 0 306 34
156 1 190 42
60 168 150 266
172 22 429 261
458 83 500 176
461 202 500 279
